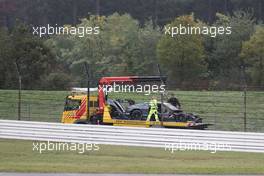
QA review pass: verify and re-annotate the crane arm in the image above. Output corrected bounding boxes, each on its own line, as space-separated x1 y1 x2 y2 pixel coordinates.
97 76 167 113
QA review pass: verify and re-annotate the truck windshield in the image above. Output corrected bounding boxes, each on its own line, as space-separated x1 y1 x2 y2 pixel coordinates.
64 98 81 111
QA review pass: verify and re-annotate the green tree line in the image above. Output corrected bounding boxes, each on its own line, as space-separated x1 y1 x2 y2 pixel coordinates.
0 11 263 90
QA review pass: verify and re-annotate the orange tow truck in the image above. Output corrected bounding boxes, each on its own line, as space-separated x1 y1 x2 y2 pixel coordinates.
61 76 209 129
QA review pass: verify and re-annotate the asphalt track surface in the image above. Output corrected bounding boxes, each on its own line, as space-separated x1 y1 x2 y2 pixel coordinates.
0 174 263 176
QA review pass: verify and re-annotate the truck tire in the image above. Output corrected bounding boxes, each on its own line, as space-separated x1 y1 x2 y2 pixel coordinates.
74 119 88 124
90 115 103 124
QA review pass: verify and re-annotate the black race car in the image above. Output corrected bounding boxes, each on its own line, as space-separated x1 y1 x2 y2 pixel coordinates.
106 99 210 129
126 102 203 123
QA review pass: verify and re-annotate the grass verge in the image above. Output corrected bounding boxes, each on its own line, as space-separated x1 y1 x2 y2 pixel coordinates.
0 139 264 174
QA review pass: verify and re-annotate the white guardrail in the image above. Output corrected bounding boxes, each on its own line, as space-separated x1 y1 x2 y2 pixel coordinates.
0 119 264 153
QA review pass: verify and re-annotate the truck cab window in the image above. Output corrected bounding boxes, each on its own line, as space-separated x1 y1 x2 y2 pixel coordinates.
64 98 81 111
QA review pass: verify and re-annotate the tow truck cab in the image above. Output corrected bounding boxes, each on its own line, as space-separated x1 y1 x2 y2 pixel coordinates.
61 94 98 124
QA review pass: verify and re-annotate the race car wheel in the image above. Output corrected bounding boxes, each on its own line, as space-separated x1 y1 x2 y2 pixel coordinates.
130 109 143 120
